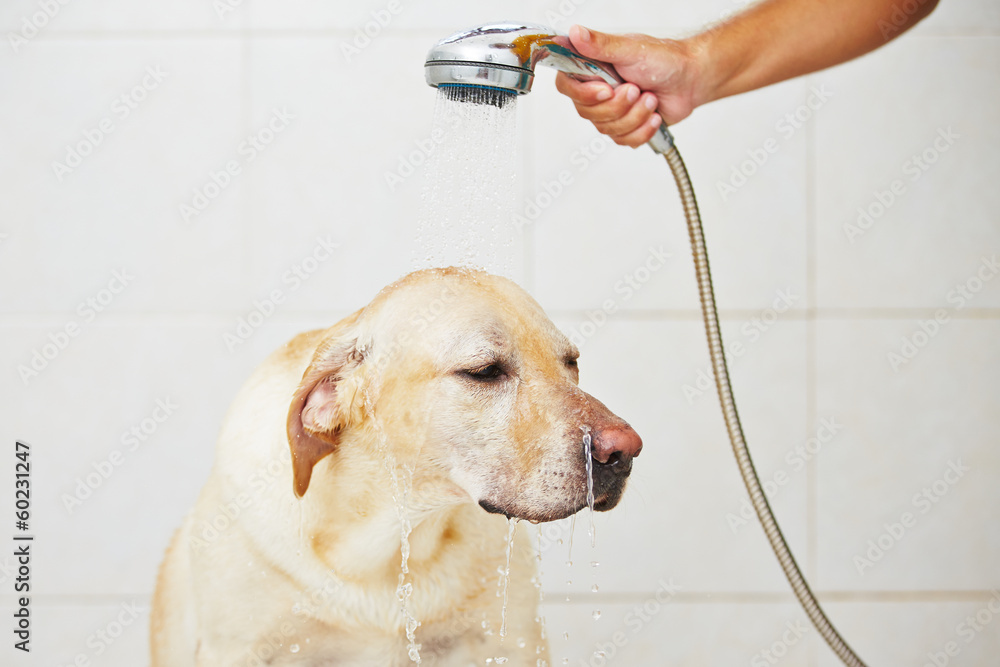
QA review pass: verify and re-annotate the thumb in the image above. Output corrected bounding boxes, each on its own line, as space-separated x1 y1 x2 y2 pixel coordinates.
568 25 639 65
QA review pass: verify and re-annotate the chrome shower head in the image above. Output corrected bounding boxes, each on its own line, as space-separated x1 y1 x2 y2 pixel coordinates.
424 22 674 152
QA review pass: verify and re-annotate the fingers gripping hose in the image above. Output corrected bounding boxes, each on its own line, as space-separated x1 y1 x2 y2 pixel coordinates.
662 146 868 667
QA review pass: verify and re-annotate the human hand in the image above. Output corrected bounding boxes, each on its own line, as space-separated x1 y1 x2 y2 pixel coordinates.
555 25 705 148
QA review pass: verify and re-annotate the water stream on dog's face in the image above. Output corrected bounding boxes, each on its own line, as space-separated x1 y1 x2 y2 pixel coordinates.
414 90 521 281
365 388 422 664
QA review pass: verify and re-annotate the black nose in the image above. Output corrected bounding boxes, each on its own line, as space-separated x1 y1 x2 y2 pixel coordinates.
590 425 642 475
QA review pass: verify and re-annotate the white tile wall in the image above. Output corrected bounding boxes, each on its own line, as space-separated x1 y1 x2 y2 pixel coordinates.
815 36 1000 309
0 599 152 664
544 318 811 595
816 319 1000 591
529 67 811 312
543 600 819 666
1 1 997 665
816 600 1000 667
0 1 237 32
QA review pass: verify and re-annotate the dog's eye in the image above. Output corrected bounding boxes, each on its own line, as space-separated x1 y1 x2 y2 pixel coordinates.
464 364 504 381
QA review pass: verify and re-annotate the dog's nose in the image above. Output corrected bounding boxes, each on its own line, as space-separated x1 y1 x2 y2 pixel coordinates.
590 425 643 469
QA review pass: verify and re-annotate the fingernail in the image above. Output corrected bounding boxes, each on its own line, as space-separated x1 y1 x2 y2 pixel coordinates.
626 86 639 103
644 95 657 111
574 25 592 43
648 114 663 128
596 88 612 102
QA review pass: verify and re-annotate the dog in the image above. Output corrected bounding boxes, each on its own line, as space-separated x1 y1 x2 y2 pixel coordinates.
151 267 642 666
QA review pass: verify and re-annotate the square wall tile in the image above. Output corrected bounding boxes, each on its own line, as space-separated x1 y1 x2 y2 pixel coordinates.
524 0 753 34
529 67 810 313
539 317 811 594
0 599 150 667
0 322 254 595
816 37 1000 309
249 1 537 31
0 39 248 315
915 0 1000 33
0 0 239 32
544 599 818 667
816 600 1000 667
245 35 452 311
816 319 1000 591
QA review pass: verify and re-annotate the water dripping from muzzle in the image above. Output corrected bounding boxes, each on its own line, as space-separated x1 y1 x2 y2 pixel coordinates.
498 517 517 641
582 427 596 547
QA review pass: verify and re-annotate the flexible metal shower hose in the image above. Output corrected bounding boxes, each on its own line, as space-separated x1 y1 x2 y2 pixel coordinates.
662 146 868 667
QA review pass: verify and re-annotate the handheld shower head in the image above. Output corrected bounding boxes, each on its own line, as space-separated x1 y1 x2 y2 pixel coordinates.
424 22 674 153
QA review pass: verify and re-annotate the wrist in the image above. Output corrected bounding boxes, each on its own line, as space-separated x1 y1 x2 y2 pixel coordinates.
681 29 725 108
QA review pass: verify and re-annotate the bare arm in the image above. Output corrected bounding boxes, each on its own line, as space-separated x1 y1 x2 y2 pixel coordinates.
556 0 940 146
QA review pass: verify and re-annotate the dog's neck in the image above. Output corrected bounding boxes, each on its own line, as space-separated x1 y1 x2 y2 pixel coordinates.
299 432 496 583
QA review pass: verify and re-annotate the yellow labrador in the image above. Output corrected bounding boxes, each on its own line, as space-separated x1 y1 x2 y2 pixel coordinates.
151 267 642 666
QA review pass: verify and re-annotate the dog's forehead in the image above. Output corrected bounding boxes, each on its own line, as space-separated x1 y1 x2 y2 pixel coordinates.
365 269 575 361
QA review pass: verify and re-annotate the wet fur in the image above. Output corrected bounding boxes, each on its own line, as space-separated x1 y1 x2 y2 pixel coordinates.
151 268 638 666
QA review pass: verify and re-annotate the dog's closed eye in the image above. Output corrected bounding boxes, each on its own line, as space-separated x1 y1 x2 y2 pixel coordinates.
462 364 505 381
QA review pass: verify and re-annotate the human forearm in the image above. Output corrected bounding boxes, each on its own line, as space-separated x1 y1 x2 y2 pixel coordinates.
690 0 940 105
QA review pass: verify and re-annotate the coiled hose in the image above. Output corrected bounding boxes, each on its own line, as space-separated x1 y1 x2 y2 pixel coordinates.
662 146 868 667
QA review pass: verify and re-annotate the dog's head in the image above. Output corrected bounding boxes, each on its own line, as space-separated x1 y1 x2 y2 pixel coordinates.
286 268 642 523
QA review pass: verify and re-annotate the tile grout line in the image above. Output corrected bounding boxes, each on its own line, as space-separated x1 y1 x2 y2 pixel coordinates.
6 589 994 606
805 74 821 667
240 2 253 296
805 77 819 588
16 28 1000 40
4 307 1000 325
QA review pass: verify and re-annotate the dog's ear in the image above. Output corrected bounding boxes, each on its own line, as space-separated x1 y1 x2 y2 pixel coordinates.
286 316 366 498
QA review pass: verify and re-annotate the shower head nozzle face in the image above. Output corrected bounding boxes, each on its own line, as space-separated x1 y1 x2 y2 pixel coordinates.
440 84 517 109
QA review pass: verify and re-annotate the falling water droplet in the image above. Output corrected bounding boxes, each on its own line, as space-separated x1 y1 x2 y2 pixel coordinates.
567 515 576 561
534 527 547 641
290 644 300 654
592 610 601 620
499 518 517 640
298 500 305 556
591 584 599 592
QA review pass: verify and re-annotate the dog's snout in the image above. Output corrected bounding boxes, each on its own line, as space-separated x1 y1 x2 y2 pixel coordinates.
590 425 642 470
